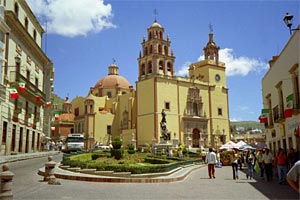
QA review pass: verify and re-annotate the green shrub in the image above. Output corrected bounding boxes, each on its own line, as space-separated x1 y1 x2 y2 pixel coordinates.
111 149 124 160
112 137 122 149
127 144 135 154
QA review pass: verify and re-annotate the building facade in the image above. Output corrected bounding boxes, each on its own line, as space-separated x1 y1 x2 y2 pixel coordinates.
136 20 230 148
69 20 230 150
0 0 54 155
261 28 299 154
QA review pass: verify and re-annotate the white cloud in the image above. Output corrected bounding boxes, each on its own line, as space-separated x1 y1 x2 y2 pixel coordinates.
176 62 191 76
176 48 268 77
27 0 116 37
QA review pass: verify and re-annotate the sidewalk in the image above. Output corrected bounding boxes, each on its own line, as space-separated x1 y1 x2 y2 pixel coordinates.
0 151 60 164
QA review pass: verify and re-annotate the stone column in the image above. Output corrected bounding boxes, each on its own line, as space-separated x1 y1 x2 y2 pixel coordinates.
0 164 14 200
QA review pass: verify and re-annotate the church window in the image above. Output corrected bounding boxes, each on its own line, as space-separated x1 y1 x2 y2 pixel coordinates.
141 63 145 75
158 45 162 53
164 46 168 55
122 111 128 129
167 62 172 72
150 45 153 53
33 30 37 41
159 61 163 70
144 47 148 56
90 104 93 113
218 108 223 116
148 62 152 73
165 102 170 110
74 108 79 116
107 91 112 98
149 32 152 40
159 31 163 39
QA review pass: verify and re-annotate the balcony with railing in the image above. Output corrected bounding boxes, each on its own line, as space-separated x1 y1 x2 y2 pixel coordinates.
9 70 45 105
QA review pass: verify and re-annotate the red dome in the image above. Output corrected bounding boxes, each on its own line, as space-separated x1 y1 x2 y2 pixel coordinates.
94 74 131 89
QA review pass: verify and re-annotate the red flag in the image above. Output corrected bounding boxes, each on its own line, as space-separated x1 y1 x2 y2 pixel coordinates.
259 115 268 123
9 87 19 99
36 96 41 102
18 81 25 92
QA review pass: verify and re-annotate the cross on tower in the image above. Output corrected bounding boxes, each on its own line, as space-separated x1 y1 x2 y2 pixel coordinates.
209 23 213 33
112 58 116 64
153 9 158 21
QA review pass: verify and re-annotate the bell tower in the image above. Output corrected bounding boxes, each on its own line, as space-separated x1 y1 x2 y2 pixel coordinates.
138 20 175 80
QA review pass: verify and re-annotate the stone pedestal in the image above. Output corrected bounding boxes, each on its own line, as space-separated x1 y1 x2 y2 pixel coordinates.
0 164 14 200
45 156 60 185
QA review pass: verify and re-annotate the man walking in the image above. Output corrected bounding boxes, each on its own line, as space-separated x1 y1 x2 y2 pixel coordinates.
205 148 217 179
262 148 274 182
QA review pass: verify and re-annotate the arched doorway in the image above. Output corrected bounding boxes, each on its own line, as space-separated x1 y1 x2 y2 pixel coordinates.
192 129 200 148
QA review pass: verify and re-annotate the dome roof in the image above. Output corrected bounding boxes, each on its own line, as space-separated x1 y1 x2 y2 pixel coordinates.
149 20 162 28
94 74 131 89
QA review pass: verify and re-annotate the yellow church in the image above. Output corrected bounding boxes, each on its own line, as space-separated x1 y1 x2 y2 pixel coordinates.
70 20 230 150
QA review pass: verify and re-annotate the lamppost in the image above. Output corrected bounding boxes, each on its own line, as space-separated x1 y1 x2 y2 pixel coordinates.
283 13 299 35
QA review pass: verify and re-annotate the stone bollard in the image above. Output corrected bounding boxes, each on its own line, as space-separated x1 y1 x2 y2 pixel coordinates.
0 164 14 200
45 156 60 185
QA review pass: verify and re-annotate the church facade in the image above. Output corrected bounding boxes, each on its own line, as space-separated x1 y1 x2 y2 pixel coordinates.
69 20 230 149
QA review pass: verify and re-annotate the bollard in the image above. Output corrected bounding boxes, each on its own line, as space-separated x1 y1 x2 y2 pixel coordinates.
45 156 60 185
0 164 14 200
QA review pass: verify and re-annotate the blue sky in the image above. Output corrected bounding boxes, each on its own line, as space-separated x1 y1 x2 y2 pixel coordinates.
27 0 299 122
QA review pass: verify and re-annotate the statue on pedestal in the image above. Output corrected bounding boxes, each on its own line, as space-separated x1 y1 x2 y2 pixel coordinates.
160 109 168 141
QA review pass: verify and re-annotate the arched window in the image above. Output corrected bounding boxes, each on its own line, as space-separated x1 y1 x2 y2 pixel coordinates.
158 45 162 54
164 46 168 55
149 32 152 40
159 61 164 70
144 47 148 56
167 62 172 72
141 63 146 75
150 45 153 53
148 61 152 73
159 31 163 39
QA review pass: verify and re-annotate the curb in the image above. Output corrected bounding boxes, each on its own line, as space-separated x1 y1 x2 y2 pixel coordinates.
38 164 205 183
0 151 60 164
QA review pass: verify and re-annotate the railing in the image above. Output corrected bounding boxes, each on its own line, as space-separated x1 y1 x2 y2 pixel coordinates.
9 70 46 102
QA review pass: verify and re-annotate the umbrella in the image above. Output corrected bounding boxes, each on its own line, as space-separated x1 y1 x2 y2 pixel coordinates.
235 141 247 148
219 141 238 150
239 144 256 151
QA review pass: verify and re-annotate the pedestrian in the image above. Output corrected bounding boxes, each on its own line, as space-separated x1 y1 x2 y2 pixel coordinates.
262 148 274 182
246 150 255 179
256 149 265 179
275 148 288 184
286 160 300 193
231 149 240 180
205 147 217 179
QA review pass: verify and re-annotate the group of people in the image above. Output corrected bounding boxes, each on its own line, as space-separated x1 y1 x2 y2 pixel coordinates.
205 147 299 193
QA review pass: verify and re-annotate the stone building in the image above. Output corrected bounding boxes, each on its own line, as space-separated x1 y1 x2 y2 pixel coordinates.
261 27 300 154
71 20 230 150
0 0 54 155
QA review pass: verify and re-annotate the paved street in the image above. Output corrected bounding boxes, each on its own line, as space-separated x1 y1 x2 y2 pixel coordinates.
6 154 300 200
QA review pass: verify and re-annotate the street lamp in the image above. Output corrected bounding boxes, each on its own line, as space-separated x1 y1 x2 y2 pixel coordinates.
283 13 299 35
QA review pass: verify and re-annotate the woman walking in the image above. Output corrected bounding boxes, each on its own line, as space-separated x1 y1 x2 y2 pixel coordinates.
246 150 255 179
231 149 240 180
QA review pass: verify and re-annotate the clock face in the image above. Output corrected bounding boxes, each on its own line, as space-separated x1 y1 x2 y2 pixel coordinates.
215 74 221 82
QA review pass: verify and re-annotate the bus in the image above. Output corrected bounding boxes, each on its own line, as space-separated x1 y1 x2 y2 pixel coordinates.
65 133 85 152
